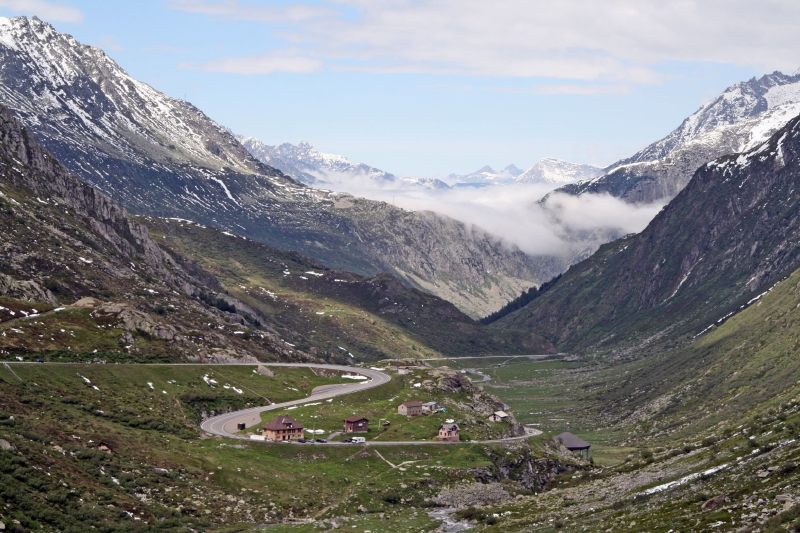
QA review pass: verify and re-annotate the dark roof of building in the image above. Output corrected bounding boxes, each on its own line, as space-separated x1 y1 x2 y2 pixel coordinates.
400 401 423 408
440 423 459 431
555 432 590 449
263 415 302 431
344 416 369 423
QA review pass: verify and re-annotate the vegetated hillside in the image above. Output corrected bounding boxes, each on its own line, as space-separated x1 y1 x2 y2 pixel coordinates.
555 71 800 204
492 113 800 355
601 265 800 439
0 104 321 363
0 362 571 531
144 217 551 358
0 16 560 318
471 266 800 532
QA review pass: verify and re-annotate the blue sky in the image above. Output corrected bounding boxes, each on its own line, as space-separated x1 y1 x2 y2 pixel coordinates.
0 0 794 176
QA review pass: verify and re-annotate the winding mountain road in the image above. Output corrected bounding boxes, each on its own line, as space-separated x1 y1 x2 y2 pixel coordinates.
2 360 541 445
200 363 390 438
200 362 541 446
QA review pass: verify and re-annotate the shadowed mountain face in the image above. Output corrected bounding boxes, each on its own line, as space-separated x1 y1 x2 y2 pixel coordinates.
493 113 800 355
0 103 303 363
0 16 560 318
558 71 800 204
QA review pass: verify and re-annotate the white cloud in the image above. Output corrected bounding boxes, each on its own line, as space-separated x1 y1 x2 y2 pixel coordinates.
173 0 800 84
0 0 82 22
169 0 332 22
192 52 322 74
328 180 663 258
532 83 632 96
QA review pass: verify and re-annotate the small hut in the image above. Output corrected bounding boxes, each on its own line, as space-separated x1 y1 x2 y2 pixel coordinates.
555 432 591 460
489 411 510 422
421 401 439 414
343 416 369 433
438 422 460 442
398 401 423 416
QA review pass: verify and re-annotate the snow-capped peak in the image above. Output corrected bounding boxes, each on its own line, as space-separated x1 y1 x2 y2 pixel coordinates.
444 164 523 186
239 138 397 188
0 16 264 177
515 158 603 186
620 70 800 166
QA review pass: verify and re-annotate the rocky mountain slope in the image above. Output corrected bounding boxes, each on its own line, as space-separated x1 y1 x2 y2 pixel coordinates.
558 71 800 204
0 16 553 318
0 102 546 361
491 111 800 354
144 216 551 358
0 103 306 363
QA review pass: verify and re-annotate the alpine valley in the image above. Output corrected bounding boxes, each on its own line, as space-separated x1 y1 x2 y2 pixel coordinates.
0 10 799 533
0 16 564 319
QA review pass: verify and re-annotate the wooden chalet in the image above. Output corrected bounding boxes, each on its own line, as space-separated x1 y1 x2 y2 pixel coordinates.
343 416 369 433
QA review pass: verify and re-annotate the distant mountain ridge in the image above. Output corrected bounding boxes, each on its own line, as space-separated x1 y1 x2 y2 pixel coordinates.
558 71 800 203
240 136 599 191
0 15 558 318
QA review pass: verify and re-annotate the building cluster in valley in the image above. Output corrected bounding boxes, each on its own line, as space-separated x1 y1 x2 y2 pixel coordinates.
251 395 519 444
248 401 592 460
397 399 460 441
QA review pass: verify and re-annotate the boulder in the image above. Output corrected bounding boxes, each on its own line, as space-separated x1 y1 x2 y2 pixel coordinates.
702 495 728 512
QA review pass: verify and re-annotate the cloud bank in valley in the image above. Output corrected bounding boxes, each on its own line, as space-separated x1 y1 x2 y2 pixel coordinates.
332 181 665 260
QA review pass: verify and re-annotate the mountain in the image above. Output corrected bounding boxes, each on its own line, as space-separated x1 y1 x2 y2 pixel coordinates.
445 164 523 187
490 111 800 355
0 16 556 318
0 103 311 363
238 138 397 188
399 175 451 190
558 71 800 204
446 160 600 188
514 158 602 186
145 216 551 358
0 102 546 361
239 138 452 193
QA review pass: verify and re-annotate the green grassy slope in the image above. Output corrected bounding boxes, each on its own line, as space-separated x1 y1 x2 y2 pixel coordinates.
596 266 800 440
0 363 553 531
144 217 550 360
453 267 800 531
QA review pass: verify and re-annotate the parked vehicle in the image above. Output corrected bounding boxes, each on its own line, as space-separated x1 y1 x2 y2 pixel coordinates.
351 437 366 444
297 438 307 443
315 438 327 443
